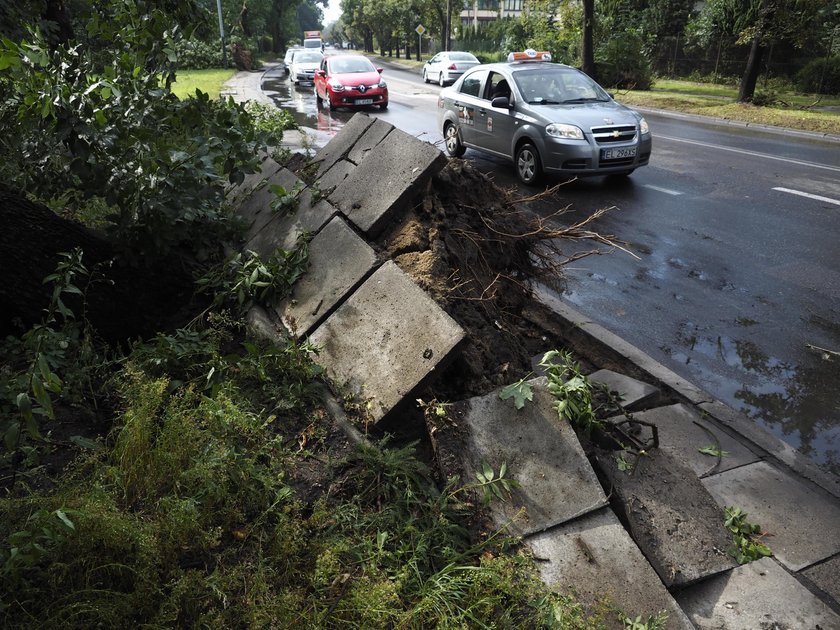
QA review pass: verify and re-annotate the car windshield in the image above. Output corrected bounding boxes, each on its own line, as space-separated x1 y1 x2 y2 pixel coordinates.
330 57 376 73
513 67 610 104
295 52 323 63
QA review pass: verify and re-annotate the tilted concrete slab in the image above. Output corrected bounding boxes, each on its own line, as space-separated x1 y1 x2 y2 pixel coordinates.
275 216 377 338
595 446 737 588
317 158 355 192
677 557 840 629
226 153 285 210
347 117 393 164
328 127 447 237
437 377 606 536
238 168 304 243
527 508 694 629
312 113 376 176
702 461 840 571
607 403 759 477
801 555 840 608
589 369 659 410
309 261 464 424
245 186 337 258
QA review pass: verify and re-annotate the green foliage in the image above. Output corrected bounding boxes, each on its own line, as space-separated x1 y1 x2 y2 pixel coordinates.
619 609 669 630
0 508 77 588
0 249 99 460
796 56 840 95
0 2 289 265
196 238 311 312
471 461 520 506
173 37 225 69
499 375 534 410
269 183 304 215
724 506 772 564
539 350 602 434
595 31 654 89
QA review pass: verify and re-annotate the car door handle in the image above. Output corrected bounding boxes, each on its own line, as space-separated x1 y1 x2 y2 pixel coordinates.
478 109 486 116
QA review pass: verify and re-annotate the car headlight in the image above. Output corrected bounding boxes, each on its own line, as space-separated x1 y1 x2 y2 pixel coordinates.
639 117 650 134
545 123 584 140
328 79 345 91
378 79 387 88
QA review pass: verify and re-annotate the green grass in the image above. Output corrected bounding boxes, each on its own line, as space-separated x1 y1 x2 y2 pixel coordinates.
171 68 236 100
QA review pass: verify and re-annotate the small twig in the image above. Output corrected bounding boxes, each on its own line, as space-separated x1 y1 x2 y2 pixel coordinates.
806 343 840 359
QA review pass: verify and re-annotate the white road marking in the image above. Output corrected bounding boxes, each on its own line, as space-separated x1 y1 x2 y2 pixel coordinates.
656 134 840 174
772 187 840 206
643 184 683 196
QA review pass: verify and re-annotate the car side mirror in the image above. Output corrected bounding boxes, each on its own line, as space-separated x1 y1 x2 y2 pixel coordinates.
316 70 326 78
491 96 512 109
377 68 383 74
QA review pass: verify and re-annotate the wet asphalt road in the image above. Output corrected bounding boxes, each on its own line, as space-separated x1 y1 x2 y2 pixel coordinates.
261 57 840 476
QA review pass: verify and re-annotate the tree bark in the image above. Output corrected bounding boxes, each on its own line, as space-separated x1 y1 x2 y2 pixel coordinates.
738 36 765 102
582 0 595 79
0 186 197 344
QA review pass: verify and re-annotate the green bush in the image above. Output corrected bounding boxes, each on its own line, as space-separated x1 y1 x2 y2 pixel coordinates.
595 32 653 90
795 56 840 95
174 38 224 69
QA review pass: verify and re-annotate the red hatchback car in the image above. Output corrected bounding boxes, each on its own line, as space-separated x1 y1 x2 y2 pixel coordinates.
314 55 388 110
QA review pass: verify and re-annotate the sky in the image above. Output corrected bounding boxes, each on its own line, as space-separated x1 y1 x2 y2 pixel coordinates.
323 0 341 25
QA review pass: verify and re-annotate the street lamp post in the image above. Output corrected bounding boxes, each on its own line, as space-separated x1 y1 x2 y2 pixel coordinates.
215 0 228 69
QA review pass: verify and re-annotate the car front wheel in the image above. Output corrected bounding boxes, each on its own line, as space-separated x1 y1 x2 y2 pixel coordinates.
515 142 542 185
444 123 466 157
380 101 388 110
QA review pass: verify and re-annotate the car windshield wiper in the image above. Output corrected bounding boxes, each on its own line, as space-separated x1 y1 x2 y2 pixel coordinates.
527 99 562 104
561 97 608 103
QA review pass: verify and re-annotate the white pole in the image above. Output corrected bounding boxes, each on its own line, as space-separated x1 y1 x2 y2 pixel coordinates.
216 0 228 68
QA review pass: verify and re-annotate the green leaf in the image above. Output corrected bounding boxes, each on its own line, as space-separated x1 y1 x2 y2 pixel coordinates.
481 461 494 482
698 445 729 457
498 377 534 410
55 510 76 531
70 435 101 450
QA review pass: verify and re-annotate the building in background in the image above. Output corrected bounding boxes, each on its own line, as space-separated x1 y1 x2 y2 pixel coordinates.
459 0 523 29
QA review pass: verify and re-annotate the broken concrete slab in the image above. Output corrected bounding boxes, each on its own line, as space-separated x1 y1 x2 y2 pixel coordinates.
594 446 737 588
275 216 377 338
801 555 840 607
244 186 337 258
312 113 376 177
309 261 464 424
435 377 606 536
589 369 659 410
347 117 393 164
702 460 840 571
328 127 447 237
527 508 694 629
677 556 840 629
607 403 759 477
237 168 304 243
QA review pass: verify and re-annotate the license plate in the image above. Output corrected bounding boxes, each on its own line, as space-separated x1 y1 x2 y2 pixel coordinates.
601 146 637 160
356 98 373 105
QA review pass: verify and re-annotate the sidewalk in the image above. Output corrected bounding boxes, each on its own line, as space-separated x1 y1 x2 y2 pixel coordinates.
224 69 840 628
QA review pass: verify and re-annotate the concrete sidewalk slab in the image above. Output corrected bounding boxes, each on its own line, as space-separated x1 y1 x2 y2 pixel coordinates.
801 555 840 606
347 117 393 164
677 557 840 629
312 113 376 176
317 159 355 192
245 185 337 258
309 261 464 424
527 508 694 629
328 126 447 237
608 403 759 477
702 460 840 571
238 168 303 243
595 446 737 588
226 153 285 210
440 377 606 536
275 216 377 338
589 369 659 409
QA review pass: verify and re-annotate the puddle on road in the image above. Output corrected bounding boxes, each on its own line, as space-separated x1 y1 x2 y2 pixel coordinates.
261 68 368 139
665 322 840 475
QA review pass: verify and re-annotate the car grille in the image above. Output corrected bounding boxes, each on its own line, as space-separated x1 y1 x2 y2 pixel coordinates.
590 125 637 144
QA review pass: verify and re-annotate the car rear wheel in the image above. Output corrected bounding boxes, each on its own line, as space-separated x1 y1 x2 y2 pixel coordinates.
423 70 429 84
444 123 466 157
515 142 542 185
439 73 446 87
